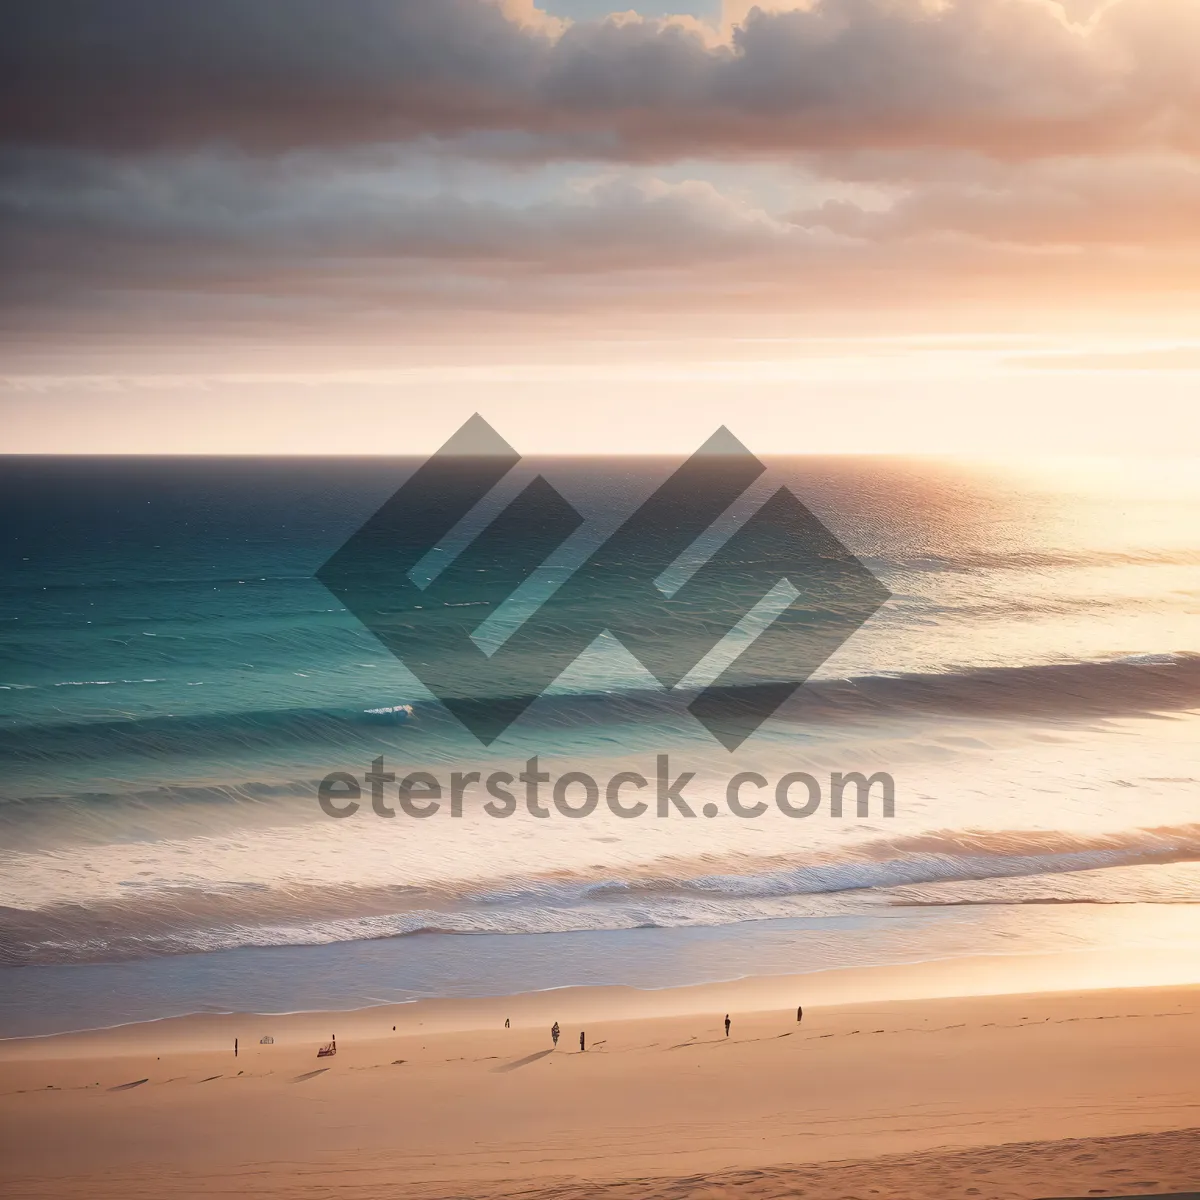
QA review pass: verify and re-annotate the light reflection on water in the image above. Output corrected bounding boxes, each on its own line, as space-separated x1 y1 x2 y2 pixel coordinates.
0 455 1197 1028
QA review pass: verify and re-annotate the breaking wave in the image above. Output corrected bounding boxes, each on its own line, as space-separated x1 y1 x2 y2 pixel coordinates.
4 824 1197 966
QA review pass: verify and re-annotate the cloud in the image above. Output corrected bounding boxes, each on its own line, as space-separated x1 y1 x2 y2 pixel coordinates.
0 150 797 277
8 138 1200 354
2 0 1198 161
4 0 1200 353
794 155 1200 245
0 148 830 340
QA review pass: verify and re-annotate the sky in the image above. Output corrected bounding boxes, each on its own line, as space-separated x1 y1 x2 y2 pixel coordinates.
3 0 1200 454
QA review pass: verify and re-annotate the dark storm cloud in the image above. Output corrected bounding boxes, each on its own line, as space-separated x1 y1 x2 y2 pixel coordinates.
2 0 1197 161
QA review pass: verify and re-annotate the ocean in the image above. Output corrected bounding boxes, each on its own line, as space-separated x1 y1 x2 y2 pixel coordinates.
1 453 1198 1037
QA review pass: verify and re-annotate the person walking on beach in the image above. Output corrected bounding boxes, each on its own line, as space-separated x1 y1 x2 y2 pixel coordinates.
551 1021 560 1048
579 1030 586 1052
797 1005 803 1023
505 1018 510 1029
724 1014 731 1037
234 1037 238 1058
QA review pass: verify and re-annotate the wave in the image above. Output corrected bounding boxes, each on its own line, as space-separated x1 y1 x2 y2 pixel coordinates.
4 824 1197 966
2 652 1197 791
461 825 1200 906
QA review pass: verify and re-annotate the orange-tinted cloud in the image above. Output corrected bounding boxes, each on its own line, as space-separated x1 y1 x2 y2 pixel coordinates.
3 0 1200 357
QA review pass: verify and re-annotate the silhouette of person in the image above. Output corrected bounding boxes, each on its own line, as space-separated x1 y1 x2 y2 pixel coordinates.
505 1018 510 1029
234 1037 238 1058
724 1014 731 1037
797 1005 803 1023
551 1021 560 1047
580 1030 586 1052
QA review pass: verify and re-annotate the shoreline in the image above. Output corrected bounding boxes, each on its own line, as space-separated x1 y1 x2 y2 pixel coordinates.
4 944 1199 1054
8 891 1200 1041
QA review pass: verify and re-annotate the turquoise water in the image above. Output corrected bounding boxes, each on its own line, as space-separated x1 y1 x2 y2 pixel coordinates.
2 455 1199 1034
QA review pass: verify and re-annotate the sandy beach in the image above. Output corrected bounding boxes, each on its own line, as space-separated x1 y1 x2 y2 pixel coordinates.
2 954 1197 1200
8 0 1200 1195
